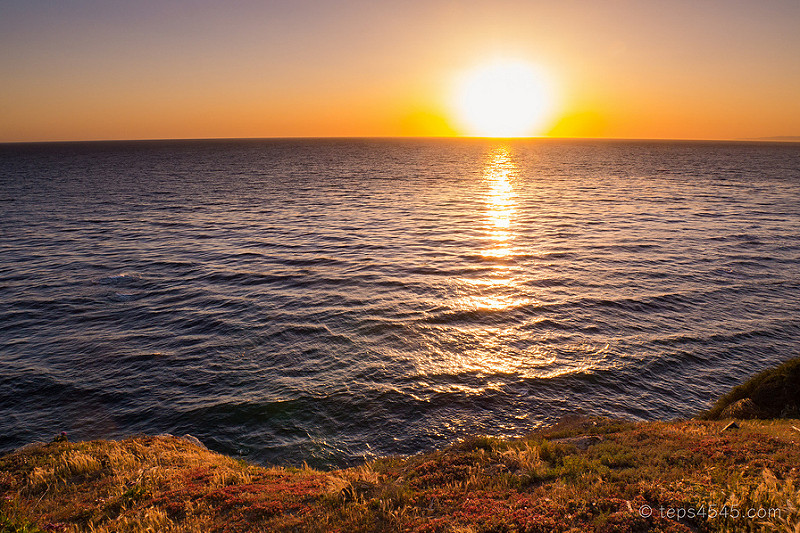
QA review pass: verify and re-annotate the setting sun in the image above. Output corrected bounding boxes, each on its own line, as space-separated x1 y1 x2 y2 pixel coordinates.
452 59 556 138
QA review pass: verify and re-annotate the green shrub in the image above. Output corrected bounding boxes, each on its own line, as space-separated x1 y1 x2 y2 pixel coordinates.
701 357 800 420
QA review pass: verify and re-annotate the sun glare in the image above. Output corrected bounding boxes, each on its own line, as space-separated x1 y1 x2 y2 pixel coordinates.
453 59 555 138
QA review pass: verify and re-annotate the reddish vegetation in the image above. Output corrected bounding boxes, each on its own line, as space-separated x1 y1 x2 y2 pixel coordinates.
2 418 799 532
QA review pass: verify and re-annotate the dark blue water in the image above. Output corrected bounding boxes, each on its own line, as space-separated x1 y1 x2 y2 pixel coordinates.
1 138 799 467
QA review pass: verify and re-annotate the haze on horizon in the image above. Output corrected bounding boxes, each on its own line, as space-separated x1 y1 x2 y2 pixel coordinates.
1 0 799 143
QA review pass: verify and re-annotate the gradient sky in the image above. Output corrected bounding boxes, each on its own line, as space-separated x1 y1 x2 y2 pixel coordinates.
2 0 799 142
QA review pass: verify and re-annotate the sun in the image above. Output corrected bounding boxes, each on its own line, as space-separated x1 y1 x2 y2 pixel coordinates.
452 59 555 138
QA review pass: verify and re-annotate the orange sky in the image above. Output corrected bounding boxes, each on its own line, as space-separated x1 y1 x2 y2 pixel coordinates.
1 0 799 142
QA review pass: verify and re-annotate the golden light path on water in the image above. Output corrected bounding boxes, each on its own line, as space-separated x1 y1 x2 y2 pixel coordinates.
482 147 517 260
411 146 610 405
472 146 525 312
463 147 555 375
417 147 586 391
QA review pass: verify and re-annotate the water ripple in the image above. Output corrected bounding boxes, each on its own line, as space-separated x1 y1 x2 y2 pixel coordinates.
1 139 799 467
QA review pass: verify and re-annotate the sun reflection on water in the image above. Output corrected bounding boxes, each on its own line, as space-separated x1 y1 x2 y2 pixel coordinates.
470 146 523 311
413 146 600 381
483 146 517 258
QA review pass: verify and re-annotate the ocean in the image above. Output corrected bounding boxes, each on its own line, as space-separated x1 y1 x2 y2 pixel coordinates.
1 138 798 467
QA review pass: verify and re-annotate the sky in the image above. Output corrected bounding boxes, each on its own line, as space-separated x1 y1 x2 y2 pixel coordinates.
1 0 799 142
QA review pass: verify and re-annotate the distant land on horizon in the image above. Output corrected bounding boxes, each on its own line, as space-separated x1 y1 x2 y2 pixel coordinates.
748 135 800 142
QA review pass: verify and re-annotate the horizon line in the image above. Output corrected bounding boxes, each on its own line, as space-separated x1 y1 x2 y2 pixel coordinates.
2 134 799 146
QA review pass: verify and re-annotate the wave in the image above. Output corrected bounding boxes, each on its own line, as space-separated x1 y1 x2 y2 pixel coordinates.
2 139 799 466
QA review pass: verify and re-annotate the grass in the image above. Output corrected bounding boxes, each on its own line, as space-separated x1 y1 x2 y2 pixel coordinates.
2 420 800 532
2 358 799 532
701 357 800 420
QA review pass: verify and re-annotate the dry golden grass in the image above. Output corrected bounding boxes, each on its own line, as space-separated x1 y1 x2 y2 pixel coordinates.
2 420 800 532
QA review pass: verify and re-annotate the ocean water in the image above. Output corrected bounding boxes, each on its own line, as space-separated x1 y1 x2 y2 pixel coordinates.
1 138 799 467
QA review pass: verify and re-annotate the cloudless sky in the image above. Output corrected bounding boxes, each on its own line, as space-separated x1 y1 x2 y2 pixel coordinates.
1 0 799 141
